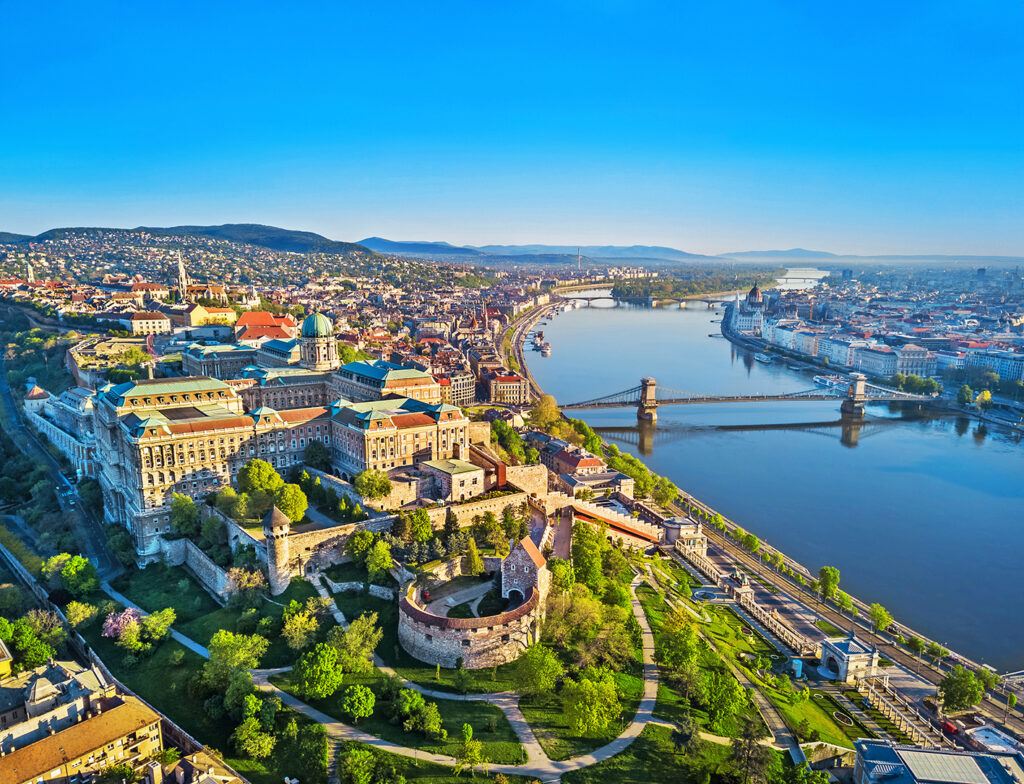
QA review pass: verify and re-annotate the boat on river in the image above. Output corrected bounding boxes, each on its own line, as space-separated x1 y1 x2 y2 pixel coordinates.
541 343 552 357
754 352 773 364
813 374 847 388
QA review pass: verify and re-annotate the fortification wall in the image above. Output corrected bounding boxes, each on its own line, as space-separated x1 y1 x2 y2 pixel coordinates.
398 588 542 669
161 537 229 602
504 464 548 499
422 491 529 530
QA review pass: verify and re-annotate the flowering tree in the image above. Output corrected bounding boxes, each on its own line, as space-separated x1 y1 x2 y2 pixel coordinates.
102 608 145 652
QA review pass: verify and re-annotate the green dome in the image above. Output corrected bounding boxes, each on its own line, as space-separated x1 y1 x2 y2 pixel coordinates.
301 312 334 338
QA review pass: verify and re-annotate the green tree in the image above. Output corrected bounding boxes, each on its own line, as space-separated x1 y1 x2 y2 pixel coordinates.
571 521 606 592
141 607 176 642
232 716 276 759
651 475 679 507
410 508 433 542
224 670 255 716
926 640 948 665
513 644 564 698
562 671 621 735
215 486 238 517
729 718 773 784
818 565 840 604
338 745 376 784
707 670 745 732
97 763 139 784
835 590 853 616
304 439 330 470
354 469 391 500
64 600 98 628
365 540 394 582
282 608 319 650
869 603 893 633
528 394 561 430
329 612 383 675
296 642 345 699
202 631 269 690
957 384 974 406
345 529 375 562
464 538 485 575
341 684 376 723
170 493 201 536
547 557 575 593
907 636 925 671
939 665 984 712
273 483 308 522
237 459 284 494
1005 692 1017 723
455 723 487 777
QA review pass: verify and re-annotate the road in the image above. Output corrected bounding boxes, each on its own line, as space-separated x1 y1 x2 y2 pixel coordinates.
0 355 119 576
687 512 1024 736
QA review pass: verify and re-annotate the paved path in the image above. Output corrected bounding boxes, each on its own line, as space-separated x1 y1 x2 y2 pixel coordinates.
101 582 210 658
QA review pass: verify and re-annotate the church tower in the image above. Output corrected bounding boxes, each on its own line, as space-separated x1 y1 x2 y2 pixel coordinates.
299 311 340 371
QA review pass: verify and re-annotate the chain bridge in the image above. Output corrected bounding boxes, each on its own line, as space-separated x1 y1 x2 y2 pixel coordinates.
560 373 935 421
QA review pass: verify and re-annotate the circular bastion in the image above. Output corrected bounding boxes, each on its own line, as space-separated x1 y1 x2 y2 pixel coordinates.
398 583 543 669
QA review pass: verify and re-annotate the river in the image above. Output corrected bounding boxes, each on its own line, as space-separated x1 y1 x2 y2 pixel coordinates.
526 285 1024 672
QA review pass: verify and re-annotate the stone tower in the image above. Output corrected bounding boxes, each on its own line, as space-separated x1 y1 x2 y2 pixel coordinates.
262 506 291 596
299 311 340 371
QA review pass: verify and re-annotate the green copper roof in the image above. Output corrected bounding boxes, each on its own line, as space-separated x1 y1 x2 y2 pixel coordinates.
301 312 334 338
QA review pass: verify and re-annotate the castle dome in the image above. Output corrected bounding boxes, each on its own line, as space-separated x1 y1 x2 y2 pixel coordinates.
301 311 334 338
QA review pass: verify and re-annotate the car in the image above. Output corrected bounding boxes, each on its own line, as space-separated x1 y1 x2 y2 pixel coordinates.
423 590 431 602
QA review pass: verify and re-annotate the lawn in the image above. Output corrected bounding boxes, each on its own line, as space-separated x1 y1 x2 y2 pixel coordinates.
560 723 743 784
518 671 644 761
110 563 221 623
703 605 778 661
332 593 522 694
324 560 398 589
178 578 330 668
814 618 845 637
272 669 525 764
76 621 279 784
842 688 913 744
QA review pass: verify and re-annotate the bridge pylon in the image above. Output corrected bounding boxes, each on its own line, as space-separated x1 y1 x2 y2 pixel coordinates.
638 377 658 422
840 372 867 420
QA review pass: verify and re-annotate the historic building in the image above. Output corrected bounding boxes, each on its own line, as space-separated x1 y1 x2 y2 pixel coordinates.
820 630 881 683
333 359 442 405
398 536 549 669
730 283 766 334
182 343 259 379
299 311 340 371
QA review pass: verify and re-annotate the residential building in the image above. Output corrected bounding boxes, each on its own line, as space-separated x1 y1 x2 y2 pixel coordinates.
127 311 171 335
485 371 530 405
966 349 1024 382
854 345 897 377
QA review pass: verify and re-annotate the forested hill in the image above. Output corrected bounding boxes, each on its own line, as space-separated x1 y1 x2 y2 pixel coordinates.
138 224 372 254
610 266 781 299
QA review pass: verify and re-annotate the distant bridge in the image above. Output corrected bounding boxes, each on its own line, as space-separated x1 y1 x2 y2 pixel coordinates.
563 294 721 308
561 374 935 421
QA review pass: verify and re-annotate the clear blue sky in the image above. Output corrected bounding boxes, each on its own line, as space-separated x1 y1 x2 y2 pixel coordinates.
2 1 1022 255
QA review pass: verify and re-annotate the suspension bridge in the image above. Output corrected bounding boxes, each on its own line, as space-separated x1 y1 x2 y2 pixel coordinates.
560 373 936 421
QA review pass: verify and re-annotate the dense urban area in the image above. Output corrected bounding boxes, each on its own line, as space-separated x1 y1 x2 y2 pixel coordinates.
0 227 1022 784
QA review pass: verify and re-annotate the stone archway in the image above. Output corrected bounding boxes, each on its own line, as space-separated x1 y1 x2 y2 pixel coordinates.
824 653 841 675
507 588 524 607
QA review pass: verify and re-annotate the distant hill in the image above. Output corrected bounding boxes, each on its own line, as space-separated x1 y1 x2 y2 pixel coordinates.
357 237 487 258
720 248 839 260
1 224 373 255
139 224 371 254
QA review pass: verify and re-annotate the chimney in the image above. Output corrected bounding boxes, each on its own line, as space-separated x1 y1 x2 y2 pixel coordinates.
147 761 163 784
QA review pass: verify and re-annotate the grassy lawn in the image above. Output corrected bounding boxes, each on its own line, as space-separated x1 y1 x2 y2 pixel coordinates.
814 618 845 637
178 578 329 668
561 723 741 784
841 689 913 744
324 560 397 589
332 593 521 694
76 621 280 784
519 671 643 761
110 563 221 623
704 605 777 661
273 670 525 764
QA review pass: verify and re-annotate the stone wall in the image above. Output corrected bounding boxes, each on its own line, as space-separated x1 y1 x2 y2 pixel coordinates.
422 491 529 530
398 587 543 669
322 577 395 601
468 421 491 445
161 537 229 602
419 554 502 583
504 464 549 500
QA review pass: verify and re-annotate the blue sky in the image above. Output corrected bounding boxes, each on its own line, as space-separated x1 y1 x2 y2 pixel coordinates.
1 1 1022 255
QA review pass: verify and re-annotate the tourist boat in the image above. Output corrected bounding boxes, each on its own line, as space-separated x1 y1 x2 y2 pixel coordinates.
813 374 847 388
541 342 552 357
788 364 803 371
754 353 773 364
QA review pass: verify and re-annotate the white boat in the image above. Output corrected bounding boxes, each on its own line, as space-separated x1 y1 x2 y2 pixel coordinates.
541 343 552 357
813 374 847 388
754 353 773 364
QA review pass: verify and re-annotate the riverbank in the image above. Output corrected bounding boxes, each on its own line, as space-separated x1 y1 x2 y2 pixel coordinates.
516 293 1024 676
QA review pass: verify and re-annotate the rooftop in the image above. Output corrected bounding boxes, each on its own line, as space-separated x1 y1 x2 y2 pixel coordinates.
422 458 480 476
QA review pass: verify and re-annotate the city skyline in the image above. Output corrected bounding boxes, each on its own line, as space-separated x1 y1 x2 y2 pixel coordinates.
2 1 1022 256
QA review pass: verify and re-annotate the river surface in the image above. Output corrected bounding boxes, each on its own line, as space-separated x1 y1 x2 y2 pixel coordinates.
527 288 1024 672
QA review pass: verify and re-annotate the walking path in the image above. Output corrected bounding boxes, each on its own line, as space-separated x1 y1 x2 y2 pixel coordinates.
101 581 211 658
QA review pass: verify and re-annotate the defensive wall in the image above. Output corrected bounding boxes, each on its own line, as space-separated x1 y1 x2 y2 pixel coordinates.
160 536 229 604
398 584 542 669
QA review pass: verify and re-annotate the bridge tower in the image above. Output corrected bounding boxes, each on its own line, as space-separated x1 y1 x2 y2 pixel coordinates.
638 377 658 422
840 372 867 420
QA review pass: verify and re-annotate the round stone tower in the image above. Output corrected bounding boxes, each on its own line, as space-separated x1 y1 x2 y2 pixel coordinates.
299 311 339 371
262 505 291 596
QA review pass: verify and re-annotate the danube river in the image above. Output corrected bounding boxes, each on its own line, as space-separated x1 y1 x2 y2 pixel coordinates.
527 288 1024 672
